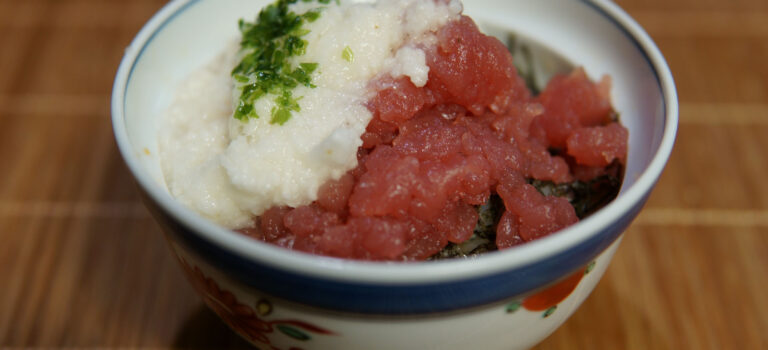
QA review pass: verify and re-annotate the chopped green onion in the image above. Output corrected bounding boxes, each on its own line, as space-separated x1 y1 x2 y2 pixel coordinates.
232 0 335 125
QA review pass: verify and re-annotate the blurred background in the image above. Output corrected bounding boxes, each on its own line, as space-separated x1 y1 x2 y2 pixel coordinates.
0 0 766 348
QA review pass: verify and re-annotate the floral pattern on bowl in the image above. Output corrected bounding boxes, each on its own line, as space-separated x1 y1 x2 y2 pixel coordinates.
506 260 597 318
167 239 616 350
177 254 337 349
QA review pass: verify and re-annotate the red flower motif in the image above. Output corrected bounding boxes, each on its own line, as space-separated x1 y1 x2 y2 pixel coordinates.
506 261 596 318
522 266 586 312
175 254 337 348
179 257 273 344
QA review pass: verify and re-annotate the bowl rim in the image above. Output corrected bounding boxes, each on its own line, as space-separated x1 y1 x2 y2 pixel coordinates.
111 0 678 285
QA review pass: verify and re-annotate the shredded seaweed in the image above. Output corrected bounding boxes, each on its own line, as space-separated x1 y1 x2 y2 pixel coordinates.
430 163 623 260
530 169 622 219
429 195 504 260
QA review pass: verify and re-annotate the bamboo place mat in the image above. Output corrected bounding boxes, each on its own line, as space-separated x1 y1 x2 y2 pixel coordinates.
1 0 767 349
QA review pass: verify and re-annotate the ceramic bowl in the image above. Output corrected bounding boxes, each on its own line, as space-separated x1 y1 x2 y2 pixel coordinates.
112 0 677 349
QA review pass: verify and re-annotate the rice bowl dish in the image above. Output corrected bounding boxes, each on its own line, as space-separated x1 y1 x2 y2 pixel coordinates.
158 0 629 261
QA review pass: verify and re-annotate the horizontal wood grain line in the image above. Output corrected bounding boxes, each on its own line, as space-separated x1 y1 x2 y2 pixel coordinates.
635 208 768 228
0 94 110 116
0 201 149 218
0 2 161 29
680 103 768 125
2 5 768 38
630 11 768 38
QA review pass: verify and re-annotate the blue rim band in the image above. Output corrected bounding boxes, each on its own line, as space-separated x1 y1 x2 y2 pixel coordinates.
126 0 665 315
145 188 647 314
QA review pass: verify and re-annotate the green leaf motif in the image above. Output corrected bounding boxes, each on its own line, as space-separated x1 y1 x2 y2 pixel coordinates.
505 301 522 314
277 324 311 341
543 306 557 318
585 260 596 275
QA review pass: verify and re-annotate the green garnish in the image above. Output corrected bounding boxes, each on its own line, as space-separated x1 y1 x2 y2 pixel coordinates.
342 46 354 63
232 0 333 124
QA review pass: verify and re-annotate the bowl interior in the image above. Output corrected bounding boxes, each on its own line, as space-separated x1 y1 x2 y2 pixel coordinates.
113 0 677 282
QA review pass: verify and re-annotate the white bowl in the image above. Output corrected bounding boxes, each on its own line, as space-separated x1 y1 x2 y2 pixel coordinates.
112 0 677 349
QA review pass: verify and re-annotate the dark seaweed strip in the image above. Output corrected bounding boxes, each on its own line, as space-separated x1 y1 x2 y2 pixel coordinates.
429 195 503 260
430 164 622 260
529 166 622 219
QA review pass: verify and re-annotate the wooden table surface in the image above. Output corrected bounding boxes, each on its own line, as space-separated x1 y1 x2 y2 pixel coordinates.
1 0 767 348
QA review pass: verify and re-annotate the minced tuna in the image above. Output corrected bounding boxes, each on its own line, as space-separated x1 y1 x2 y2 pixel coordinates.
238 13 628 261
